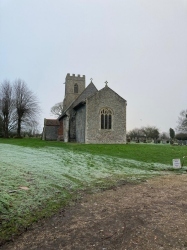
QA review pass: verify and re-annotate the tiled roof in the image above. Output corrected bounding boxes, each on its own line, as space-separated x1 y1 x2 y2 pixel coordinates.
45 119 60 126
58 82 98 120
72 82 98 108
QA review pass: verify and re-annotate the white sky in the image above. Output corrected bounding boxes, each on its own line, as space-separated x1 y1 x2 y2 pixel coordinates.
1 0 187 133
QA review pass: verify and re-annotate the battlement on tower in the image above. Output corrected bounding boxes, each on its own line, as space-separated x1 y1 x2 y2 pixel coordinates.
66 73 85 80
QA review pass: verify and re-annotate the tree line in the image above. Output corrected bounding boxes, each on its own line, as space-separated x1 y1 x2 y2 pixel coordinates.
127 126 160 141
0 79 40 138
127 112 187 143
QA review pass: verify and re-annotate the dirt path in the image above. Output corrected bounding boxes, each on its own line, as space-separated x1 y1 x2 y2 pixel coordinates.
1 174 187 250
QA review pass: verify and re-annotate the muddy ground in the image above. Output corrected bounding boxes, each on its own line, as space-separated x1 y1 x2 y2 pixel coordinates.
1 174 187 250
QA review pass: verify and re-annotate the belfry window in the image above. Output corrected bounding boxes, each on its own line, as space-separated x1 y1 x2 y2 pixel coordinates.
74 84 78 93
100 108 112 129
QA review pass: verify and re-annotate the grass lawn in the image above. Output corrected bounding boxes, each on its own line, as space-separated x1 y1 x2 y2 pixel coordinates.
0 138 187 244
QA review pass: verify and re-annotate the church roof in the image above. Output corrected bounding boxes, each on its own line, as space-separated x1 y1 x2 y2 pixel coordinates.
72 82 98 109
58 82 98 120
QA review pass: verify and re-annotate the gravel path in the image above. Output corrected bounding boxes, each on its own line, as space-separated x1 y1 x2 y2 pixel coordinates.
1 174 187 250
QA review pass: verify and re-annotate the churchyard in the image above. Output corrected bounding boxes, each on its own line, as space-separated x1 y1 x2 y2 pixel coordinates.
1 138 187 246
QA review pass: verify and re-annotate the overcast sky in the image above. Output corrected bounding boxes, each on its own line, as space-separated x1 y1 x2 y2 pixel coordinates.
1 0 187 133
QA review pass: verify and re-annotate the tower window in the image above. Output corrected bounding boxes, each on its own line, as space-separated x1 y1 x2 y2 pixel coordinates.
100 108 113 129
74 84 78 93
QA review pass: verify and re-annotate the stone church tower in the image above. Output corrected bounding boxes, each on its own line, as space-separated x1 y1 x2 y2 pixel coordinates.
63 73 85 110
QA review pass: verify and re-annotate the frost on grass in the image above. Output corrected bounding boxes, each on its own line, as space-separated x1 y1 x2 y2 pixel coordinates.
0 144 170 220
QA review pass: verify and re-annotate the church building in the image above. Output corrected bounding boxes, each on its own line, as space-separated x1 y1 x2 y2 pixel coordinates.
43 73 127 144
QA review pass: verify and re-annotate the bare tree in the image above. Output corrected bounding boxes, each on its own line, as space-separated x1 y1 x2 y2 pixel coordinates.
23 120 40 136
127 128 144 140
0 115 3 136
14 79 40 137
0 80 16 137
127 126 159 141
160 132 169 140
176 110 187 132
142 126 159 139
50 102 63 117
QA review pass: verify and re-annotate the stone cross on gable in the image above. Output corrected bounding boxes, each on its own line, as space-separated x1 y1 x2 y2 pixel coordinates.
90 78 93 83
105 81 108 86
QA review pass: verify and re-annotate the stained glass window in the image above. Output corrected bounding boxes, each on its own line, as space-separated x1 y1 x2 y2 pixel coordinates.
100 108 112 129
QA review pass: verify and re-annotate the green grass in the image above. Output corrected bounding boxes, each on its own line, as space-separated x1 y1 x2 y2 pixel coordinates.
0 138 187 244
1 138 187 165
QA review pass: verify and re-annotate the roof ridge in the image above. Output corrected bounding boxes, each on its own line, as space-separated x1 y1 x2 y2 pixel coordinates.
58 82 98 120
72 82 98 108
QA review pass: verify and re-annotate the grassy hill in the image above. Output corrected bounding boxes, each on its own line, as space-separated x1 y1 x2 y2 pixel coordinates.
0 138 187 244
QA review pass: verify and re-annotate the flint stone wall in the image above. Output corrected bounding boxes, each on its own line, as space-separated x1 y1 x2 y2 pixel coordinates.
63 116 69 142
44 126 59 141
76 105 86 143
63 74 85 110
85 86 126 144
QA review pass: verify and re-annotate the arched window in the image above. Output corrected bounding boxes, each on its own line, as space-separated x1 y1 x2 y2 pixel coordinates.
100 108 112 129
74 84 78 93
